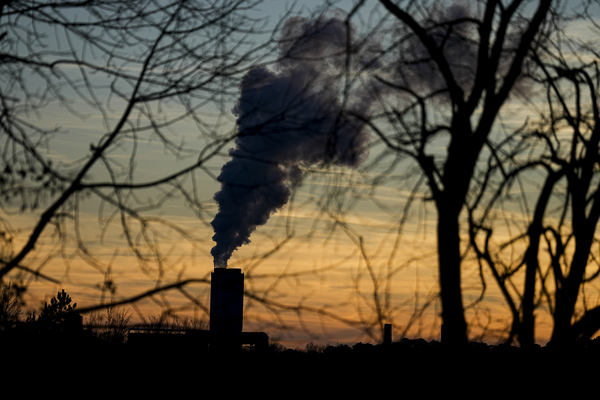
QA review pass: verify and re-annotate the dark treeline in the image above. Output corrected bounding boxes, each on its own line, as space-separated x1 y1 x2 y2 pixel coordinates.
3 290 599 396
5 327 600 395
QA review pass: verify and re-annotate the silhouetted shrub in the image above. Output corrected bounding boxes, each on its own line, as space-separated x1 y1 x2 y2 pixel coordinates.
0 281 24 330
31 289 82 335
88 306 132 344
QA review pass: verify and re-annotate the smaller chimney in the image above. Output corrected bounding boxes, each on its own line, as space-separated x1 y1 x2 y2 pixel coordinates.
210 268 244 340
384 323 392 345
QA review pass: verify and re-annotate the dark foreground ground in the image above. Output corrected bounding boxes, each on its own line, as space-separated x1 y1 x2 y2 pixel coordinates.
4 333 599 396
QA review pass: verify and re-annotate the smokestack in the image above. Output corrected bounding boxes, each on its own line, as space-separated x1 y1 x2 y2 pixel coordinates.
210 268 244 341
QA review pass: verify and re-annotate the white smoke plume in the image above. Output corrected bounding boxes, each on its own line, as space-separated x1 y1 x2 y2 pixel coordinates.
210 16 380 268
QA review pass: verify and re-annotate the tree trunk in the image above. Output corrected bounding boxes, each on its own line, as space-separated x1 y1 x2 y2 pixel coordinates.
437 203 468 346
551 231 594 346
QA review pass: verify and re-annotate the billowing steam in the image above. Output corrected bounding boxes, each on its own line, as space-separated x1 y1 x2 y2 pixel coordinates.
210 16 380 268
209 4 497 268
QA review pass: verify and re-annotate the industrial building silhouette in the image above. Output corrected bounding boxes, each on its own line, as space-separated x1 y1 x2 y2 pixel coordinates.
128 269 268 351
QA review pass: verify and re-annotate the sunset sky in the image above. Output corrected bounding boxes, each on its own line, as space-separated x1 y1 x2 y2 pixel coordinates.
2 0 598 347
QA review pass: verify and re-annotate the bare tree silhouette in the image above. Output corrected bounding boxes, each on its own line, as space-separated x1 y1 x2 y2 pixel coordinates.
0 0 283 312
469 19 600 347
319 0 556 346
